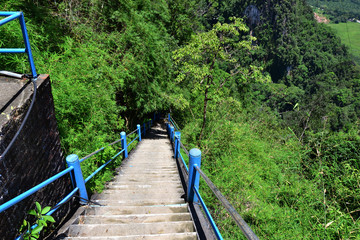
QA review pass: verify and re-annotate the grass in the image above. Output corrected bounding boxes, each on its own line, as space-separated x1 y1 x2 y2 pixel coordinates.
329 22 360 64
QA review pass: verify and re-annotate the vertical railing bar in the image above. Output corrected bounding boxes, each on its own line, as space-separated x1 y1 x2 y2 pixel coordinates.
195 166 259 240
19 13 37 77
194 187 223 240
121 132 128 158
66 155 88 204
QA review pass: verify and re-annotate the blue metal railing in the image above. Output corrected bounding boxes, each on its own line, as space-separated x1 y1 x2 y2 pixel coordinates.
167 113 259 240
0 11 37 77
0 119 154 239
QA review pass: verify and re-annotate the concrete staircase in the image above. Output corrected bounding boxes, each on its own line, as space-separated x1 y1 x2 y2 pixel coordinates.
58 124 198 240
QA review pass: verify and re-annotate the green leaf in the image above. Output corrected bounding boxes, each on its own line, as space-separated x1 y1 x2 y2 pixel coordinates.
31 225 43 234
39 219 47 227
42 215 56 223
41 206 51 215
28 209 37 216
35 202 41 213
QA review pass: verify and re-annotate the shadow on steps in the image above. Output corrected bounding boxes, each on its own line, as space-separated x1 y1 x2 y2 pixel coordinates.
143 122 168 140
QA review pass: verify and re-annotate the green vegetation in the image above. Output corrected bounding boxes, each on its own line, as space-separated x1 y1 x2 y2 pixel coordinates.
329 22 360 63
18 202 55 240
307 0 360 22
1 0 360 239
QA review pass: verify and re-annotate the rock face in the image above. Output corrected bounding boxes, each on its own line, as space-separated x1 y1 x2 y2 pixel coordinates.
0 75 74 239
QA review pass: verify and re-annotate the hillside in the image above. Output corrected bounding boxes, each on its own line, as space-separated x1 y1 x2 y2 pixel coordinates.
307 0 360 22
1 0 359 239
329 22 360 64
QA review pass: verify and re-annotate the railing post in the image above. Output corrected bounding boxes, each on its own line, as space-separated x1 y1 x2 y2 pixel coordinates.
187 148 201 203
143 123 146 135
137 124 142 142
170 126 174 143
66 154 88 204
174 132 181 159
153 112 156 122
168 113 170 122
19 13 37 78
121 132 128 158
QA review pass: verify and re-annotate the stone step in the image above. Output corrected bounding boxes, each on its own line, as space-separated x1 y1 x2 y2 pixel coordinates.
58 126 197 239
105 184 183 190
107 181 182 185
77 213 192 224
65 232 197 240
85 204 189 215
118 169 178 173
116 172 179 177
100 188 184 195
92 199 185 206
118 166 177 170
67 221 195 237
93 193 183 201
112 176 181 182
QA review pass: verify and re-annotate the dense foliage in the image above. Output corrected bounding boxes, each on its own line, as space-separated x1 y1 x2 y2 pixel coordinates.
1 0 359 238
307 0 360 22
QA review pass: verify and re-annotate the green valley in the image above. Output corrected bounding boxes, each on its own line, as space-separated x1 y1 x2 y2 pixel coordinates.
329 22 360 64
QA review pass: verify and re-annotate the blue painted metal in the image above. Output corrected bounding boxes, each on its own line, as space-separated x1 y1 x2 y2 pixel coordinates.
0 12 37 77
14 187 80 240
47 187 78 216
168 113 170 122
85 148 126 183
2 125 143 238
180 153 189 172
0 12 21 26
0 48 26 53
137 124 142 141
187 148 201 203
66 154 88 204
121 132 128 158
19 13 37 77
0 11 22 16
170 126 174 143
0 166 73 213
143 123 146 135
127 135 139 147
194 187 223 240
174 132 181 159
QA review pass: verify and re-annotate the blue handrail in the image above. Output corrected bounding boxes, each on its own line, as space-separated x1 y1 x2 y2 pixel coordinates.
194 187 223 240
0 167 74 213
0 11 37 77
0 120 149 239
168 113 259 240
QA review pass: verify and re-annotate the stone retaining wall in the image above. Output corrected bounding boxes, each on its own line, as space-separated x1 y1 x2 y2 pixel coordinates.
0 75 75 239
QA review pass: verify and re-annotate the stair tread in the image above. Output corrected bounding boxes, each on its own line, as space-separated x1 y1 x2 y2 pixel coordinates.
58 125 196 239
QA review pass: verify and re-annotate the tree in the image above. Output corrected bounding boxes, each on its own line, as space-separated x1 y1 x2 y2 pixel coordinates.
173 17 269 143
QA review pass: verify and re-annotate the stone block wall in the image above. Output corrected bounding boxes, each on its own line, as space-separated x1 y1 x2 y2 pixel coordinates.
0 75 75 239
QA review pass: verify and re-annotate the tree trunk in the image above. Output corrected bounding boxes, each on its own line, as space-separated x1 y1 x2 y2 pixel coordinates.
199 82 209 145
